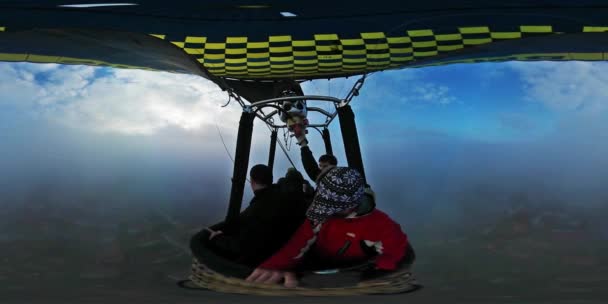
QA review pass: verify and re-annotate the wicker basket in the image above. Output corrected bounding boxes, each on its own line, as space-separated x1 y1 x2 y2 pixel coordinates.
179 258 422 296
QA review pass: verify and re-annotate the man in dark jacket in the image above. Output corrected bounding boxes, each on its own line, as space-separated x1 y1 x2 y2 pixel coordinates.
298 133 376 210
300 141 338 182
190 164 308 268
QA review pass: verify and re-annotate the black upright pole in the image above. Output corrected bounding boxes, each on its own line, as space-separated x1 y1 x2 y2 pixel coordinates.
322 128 333 156
224 110 256 227
268 129 278 172
337 105 367 183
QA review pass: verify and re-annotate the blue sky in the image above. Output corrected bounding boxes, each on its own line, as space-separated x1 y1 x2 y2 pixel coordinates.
1 60 607 226
2 61 604 143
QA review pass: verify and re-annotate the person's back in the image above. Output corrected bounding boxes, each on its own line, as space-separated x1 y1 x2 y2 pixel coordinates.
199 164 307 267
235 183 306 266
277 167 313 210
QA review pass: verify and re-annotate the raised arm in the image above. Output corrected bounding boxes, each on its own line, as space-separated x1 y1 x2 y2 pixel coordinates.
300 145 320 182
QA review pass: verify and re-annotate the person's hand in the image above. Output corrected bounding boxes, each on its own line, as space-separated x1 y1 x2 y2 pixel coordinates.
246 268 283 284
283 271 298 288
246 268 299 288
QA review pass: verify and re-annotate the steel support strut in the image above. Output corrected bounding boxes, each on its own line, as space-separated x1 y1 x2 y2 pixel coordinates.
224 110 256 227
322 128 333 156
337 105 366 183
268 129 278 172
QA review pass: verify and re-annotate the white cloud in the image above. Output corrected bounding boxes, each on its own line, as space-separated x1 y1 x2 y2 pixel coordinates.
300 69 456 115
410 83 455 105
0 64 41 107
0 63 242 135
356 70 457 111
509 61 608 114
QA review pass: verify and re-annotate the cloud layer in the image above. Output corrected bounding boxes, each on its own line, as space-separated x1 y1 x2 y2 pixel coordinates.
0 63 239 135
510 61 608 114
1 61 607 229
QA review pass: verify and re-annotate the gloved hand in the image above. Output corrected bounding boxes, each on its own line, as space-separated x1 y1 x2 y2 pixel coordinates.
287 116 308 139
296 134 308 147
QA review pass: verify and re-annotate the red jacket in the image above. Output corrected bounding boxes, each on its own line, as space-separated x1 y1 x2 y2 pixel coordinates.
260 209 410 271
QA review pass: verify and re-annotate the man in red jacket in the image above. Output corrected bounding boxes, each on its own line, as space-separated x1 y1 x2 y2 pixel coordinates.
246 167 415 287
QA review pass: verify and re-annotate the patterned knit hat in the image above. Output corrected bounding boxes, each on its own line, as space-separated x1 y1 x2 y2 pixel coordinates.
306 167 365 224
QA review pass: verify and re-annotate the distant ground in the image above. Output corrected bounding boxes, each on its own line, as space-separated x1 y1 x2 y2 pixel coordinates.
1 202 607 304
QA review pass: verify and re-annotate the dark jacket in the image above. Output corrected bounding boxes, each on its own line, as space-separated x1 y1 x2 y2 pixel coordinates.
301 146 321 182
209 184 308 267
277 169 315 203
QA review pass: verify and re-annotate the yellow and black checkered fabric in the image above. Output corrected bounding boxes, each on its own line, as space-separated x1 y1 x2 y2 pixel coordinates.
152 25 608 78
2 25 608 78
